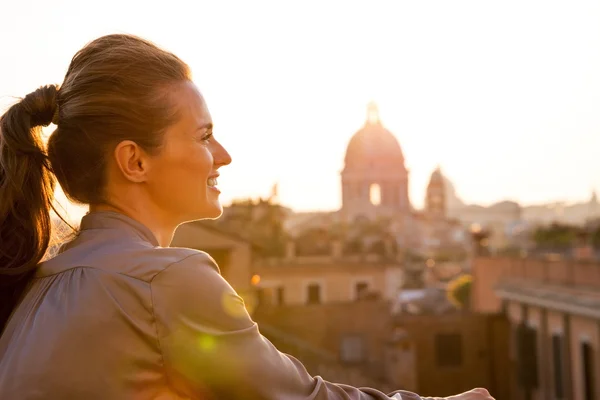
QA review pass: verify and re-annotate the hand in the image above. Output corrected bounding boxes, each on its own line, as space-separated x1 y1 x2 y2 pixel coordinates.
444 388 495 400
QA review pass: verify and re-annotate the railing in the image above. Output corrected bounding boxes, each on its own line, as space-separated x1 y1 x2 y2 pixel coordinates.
496 257 600 289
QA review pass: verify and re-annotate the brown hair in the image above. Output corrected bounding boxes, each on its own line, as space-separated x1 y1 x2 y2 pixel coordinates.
0 34 191 332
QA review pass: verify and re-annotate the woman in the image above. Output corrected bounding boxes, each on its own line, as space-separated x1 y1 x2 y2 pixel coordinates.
0 34 493 400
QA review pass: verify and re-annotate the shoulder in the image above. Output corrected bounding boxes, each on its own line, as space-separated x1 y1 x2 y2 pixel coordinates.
151 248 229 299
38 237 220 282
150 248 250 330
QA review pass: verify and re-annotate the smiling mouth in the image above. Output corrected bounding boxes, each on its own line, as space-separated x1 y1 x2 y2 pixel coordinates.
207 177 218 187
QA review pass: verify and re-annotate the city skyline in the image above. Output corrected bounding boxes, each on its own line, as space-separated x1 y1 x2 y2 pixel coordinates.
1 0 599 216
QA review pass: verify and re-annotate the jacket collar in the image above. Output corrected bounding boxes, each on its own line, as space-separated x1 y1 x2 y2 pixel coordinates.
79 211 160 247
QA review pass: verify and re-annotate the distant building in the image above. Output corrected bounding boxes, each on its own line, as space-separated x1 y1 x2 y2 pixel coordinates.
472 256 600 400
252 232 404 306
447 190 600 233
283 102 470 261
419 166 469 258
520 191 600 226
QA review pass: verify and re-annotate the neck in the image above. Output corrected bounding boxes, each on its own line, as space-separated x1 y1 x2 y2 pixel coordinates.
89 203 176 247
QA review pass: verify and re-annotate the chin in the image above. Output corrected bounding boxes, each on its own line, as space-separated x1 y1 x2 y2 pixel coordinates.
195 201 223 221
204 207 223 220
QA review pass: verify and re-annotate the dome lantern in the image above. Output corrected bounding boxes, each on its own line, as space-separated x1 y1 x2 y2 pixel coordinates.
366 101 380 125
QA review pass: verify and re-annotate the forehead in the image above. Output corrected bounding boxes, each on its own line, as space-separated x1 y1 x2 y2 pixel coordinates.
172 81 212 128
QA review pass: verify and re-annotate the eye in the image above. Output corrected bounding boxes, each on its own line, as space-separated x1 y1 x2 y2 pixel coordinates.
195 125 214 143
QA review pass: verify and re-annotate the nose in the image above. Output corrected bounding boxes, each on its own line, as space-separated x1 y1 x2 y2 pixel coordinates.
213 139 232 167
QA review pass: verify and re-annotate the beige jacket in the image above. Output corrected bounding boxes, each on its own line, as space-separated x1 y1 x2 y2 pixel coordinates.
0 211 431 400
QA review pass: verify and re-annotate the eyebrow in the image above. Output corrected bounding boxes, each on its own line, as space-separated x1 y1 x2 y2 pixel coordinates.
196 123 213 132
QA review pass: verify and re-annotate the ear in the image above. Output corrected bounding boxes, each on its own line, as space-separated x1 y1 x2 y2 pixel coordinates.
113 140 151 183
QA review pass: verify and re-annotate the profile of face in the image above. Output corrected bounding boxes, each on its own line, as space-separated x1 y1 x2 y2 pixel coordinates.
142 82 231 223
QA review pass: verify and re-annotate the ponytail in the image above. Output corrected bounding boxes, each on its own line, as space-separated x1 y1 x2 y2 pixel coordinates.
0 85 59 333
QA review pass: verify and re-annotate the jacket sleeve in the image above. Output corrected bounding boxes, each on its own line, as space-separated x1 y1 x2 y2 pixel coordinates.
150 252 431 400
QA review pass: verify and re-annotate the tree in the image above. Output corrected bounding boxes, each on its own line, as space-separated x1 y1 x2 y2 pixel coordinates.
447 274 472 310
532 223 579 251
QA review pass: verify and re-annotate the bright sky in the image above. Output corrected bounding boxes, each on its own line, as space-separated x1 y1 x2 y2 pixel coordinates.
1 0 599 219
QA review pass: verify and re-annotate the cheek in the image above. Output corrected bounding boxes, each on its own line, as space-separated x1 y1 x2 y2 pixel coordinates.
150 147 212 190
186 148 213 177
172 148 213 191
171 144 210 170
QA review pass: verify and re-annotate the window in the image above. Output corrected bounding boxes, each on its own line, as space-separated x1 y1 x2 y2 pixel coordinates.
516 324 539 390
256 288 266 307
434 333 463 367
340 335 365 363
582 342 595 400
306 284 321 305
355 282 369 301
275 286 285 306
552 334 565 399
369 183 381 206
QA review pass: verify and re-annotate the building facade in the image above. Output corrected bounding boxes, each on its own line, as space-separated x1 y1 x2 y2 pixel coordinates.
253 299 510 399
472 256 600 400
389 313 510 399
252 239 404 306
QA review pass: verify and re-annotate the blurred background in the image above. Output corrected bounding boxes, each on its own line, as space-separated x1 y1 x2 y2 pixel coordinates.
2 1 600 399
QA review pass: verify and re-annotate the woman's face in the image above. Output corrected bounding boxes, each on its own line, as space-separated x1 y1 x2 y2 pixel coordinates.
146 82 231 223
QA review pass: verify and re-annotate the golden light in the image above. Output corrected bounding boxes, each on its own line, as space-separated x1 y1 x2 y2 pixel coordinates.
197 334 217 352
239 291 258 316
221 292 248 318
470 223 482 233
251 274 261 286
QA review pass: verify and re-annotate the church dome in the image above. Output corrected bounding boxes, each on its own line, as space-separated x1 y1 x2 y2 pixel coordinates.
344 102 405 169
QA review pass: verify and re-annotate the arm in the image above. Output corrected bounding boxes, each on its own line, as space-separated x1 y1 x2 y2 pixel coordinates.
151 252 428 400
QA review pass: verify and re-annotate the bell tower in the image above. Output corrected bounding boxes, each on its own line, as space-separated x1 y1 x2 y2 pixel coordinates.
425 166 446 220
